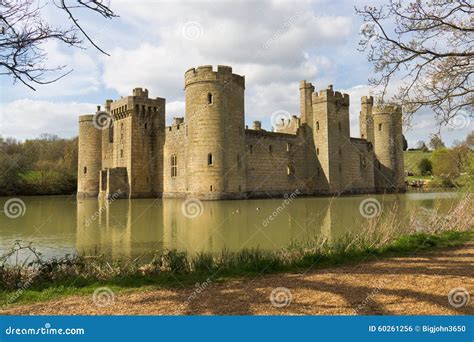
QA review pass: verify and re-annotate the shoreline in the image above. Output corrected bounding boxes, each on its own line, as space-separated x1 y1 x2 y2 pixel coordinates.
1 233 472 315
1 230 472 310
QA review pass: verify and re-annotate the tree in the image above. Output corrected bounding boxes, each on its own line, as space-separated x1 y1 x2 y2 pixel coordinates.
418 158 433 176
416 141 429 152
0 0 117 90
428 134 445 150
402 134 408 151
465 131 474 148
357 1 473 125
451 140 471 175
432 148 459 180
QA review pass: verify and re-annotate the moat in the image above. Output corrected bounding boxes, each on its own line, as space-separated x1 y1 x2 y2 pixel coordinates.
0 192 460 260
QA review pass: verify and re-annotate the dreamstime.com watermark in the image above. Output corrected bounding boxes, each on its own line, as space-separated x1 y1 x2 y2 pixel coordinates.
448 287 470 308
262 189 300 227
3 277 34 307
182 21 203 40
359 21 380 44
92 287 115 307
181 198 204 219
270 287 293 308
92 111 112 130
4 323 85 336
184 278 212 306
270 110 292 131
447 110 471 130
359 198 382 218
262 12 303 50
353 278 389 314
2 198 26 218
84 190 122 227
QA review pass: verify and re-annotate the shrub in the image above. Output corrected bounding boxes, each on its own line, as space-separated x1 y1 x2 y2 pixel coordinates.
418 158 433 175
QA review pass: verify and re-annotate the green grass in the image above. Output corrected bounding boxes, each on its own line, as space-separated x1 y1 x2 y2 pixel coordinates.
1 230 472 307
20 170 42 182
404 150 432 174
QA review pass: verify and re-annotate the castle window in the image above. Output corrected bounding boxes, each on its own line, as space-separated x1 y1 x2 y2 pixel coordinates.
125 105 127 111
207 93 213 104
360 155 367 171
316 121 320 130
361 134 365 138
108 124 114 143
208 153 213 166
339 164 342 173
237 155 241 168
287 164 294 176
286 143 291 152
83 166 87 174
144 123 147 130
171 155 177 177
338 122 342 131
317 167 320 176
338 148 342 156
249 145 253 154
269 145 272 153
120 149 124 158
210 185 213 191
135 104 139 112
317 148 319 155
379 123 383 131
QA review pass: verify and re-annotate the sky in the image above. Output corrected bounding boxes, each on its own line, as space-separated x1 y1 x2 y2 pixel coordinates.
0 0 471 147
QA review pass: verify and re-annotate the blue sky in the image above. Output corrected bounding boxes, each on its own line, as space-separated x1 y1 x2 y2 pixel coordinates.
0 0 471 147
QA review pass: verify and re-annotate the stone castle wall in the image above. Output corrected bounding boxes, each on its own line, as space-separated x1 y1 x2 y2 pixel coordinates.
245 129 307 197
77 115 102 198
163 121 187 197
77 65 405 200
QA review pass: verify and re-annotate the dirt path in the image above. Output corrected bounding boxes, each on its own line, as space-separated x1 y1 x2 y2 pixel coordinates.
2 242 473 315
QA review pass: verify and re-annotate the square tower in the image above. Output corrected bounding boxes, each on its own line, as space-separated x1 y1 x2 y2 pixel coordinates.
105 88 166 198
312 85 351 193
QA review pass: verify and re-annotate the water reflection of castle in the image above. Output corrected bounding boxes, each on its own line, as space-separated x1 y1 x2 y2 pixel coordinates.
76 196 407 257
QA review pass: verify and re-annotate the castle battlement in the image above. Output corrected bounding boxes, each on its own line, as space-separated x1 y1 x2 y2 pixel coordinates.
77 64 405 201
373 104 402 115
299 80 315 91
184 65 245 89
132 87 149 98
311 85 350 106
78 114 94 123
361 96 374 105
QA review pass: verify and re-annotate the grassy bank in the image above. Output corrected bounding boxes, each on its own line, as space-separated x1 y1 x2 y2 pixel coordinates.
1 194 473 307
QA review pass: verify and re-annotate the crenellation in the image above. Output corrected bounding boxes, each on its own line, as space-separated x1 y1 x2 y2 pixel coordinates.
77 65 404 200
361 96 374 105
185 64 245 89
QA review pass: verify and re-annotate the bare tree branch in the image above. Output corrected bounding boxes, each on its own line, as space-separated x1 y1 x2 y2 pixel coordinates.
356 0 473 126
0 0 117 90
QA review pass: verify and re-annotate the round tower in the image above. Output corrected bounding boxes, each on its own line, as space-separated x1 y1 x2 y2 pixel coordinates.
77 114 102 199
372 105 405 192
184 65 246 199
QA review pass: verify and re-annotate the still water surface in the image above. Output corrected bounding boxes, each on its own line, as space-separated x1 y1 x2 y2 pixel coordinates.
0 192 460 260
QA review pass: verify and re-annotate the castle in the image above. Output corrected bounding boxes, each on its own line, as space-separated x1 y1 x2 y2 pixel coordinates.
77 65 405 200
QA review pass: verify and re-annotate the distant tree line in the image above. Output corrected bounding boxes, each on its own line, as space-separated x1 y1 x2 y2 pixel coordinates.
0 134 77 196
416 131 474 187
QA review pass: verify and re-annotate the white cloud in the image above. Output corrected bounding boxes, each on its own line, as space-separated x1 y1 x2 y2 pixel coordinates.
2 0 468 147
0 99 96 140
